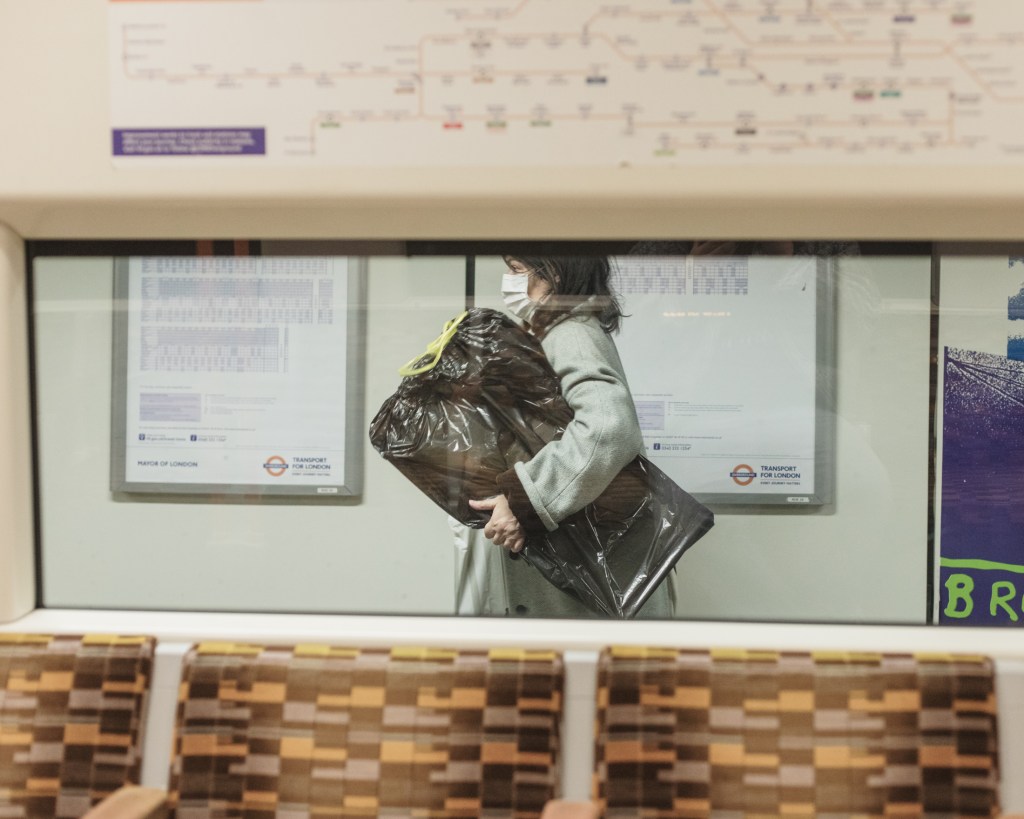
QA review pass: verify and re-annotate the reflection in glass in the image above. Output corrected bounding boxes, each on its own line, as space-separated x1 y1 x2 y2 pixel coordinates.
29 244 982 627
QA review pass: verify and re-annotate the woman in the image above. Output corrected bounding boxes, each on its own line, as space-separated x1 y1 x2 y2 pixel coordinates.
467 255 676 619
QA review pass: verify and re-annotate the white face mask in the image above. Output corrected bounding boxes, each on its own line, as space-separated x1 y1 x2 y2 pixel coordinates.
501 272 537 323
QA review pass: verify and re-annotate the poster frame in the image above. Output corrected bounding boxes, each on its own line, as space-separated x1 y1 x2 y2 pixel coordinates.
109 255 367 498
611 255 838 508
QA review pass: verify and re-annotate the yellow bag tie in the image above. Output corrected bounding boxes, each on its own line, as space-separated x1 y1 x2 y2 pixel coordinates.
398 311 470 376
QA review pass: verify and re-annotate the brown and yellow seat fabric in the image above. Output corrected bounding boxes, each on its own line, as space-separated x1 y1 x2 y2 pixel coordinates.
595 647 1000 818
0 634 155 819
167 643 563 818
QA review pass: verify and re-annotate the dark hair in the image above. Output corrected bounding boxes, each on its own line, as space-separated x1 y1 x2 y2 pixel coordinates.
503 255 624 335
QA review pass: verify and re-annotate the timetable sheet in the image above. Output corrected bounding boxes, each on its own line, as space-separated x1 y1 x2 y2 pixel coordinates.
119 256 350 493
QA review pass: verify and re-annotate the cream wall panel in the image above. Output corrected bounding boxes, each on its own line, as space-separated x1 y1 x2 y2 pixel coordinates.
0 224 34 623
1 1 1024 240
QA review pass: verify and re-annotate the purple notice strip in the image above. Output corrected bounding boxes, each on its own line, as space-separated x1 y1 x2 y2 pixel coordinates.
113 128 266 156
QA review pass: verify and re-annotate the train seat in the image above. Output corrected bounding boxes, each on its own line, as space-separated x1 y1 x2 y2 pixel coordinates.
593 646 1006 818
0 634 155 819
86 642 564 818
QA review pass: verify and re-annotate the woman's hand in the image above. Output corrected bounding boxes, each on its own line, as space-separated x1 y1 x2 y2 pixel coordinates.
469 495 525 553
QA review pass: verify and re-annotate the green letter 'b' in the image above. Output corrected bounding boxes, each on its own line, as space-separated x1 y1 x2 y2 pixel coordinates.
944 573 974 619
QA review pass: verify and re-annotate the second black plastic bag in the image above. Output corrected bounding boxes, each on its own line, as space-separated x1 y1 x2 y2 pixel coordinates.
369 308 714 618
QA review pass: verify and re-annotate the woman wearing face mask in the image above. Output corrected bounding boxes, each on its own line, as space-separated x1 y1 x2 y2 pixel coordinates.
464 255 676 619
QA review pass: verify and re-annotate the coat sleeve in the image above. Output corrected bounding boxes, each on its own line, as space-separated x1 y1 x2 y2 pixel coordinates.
497 317 643 533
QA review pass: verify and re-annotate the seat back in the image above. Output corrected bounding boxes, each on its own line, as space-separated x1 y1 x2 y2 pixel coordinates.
169 643 563 817
0 634 155 819
596 647 999 817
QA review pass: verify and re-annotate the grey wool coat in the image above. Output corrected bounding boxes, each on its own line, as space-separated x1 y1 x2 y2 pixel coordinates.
498 310 676 619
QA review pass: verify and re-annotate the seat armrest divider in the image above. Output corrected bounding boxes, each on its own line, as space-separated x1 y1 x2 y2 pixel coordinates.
540 798 601 819
80 785 170 819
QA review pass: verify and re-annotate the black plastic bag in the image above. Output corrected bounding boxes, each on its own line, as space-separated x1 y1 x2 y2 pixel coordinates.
369 308 714 618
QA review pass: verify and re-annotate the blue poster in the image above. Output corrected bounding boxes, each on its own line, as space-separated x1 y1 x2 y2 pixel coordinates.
940 347 1024 625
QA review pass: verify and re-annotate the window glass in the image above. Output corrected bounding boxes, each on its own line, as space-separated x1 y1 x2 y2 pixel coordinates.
32 242 1011 625
34 253 464 613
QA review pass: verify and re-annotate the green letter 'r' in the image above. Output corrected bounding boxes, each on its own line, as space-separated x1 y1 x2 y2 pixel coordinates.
990 581 1020 622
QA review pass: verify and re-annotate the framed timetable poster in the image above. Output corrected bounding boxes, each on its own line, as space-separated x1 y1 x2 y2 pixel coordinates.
613 254 836 506
110 255 366 496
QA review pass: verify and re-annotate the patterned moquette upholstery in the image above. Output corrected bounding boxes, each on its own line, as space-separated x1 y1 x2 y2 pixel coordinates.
596 647 999 818
0 634 155 819
169 643 563 818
